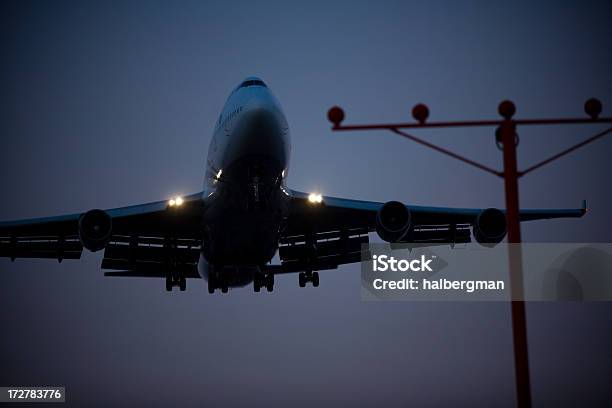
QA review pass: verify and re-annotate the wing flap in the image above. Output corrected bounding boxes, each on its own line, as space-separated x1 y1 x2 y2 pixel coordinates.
277 225 370 273
279 235 368 261
271 251 367 275
104 269 201 279
0 235 82 261
103 242 201 264
409 224 472 244
101 235 201 279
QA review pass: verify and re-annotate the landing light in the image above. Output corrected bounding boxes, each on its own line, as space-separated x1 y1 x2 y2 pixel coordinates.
308 193 323 204
168 196 184 207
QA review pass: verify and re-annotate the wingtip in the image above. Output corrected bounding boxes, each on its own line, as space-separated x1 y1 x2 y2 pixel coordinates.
581 199 588 215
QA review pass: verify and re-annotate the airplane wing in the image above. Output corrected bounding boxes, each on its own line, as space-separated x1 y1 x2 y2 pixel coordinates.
0 192 205 280
274 189 587 275
1 187 587 287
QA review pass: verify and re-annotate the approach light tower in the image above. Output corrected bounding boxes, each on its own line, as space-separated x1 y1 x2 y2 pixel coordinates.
327 98 612 408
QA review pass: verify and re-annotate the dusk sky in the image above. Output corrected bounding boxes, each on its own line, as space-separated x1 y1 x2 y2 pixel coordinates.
1 1 611 406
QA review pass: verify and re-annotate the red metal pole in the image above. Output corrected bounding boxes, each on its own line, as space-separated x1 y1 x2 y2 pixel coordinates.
500 117 532 408
328 99 611 408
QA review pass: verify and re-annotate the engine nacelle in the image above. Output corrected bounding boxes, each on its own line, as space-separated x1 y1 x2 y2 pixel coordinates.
376 201 411 243
79 209 112 252
473 208 507 246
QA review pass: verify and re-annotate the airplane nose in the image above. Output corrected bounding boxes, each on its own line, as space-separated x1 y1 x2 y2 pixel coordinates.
244 109 280 142
229 108 288 165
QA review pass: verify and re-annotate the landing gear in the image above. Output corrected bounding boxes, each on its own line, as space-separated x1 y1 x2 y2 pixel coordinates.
266 273 274 292
208 268 230 294
163 238 188 292
253 274 261 292
254 272 274 293
208 279 228 294
166 273 187 292
312 271 320 287
298 271 319 288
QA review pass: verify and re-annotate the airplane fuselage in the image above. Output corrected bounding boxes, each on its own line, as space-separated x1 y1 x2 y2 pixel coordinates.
199 77 291 286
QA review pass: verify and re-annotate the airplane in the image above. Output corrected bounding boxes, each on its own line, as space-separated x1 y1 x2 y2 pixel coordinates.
0 76 587 293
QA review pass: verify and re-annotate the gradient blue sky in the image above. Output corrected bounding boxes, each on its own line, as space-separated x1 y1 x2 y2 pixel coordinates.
1 1 611 407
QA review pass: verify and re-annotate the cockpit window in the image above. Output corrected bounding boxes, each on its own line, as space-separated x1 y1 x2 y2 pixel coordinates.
239 79 266 89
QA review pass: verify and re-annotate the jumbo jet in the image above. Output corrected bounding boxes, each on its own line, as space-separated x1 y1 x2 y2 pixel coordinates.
0 77 586 293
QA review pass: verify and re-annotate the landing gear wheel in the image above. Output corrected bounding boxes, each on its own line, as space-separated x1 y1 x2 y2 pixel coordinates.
207 279 215 294
166 275 173 292
179 276 186 291
254 276 261 292
298 272 306 288
266 273 274 292
221 284 229 294
312 272 320 287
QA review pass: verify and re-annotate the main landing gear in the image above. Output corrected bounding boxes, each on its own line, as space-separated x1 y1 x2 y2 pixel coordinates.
208 274 229 294
298 271 319 288
166 274 187 292
253 273 274 293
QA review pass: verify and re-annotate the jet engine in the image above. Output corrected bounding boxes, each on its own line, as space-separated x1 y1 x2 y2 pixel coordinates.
78 209 112 252
473 208 507 246
376 201 411 242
